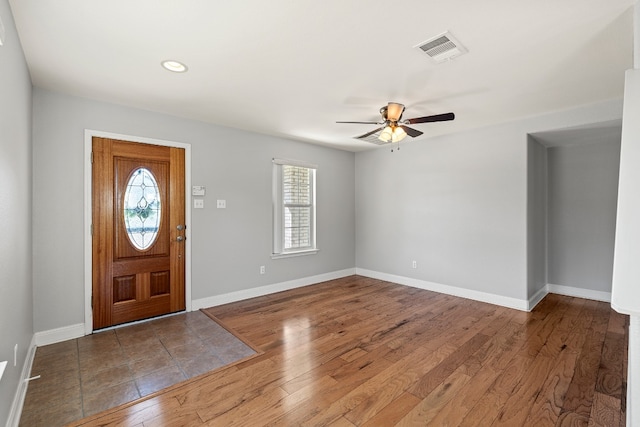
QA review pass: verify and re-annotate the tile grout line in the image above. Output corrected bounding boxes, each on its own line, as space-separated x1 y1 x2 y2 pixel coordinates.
154 319 190 381
114 328 143 401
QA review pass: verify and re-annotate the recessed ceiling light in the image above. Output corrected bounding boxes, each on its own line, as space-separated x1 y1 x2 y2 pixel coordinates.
161 60 188 73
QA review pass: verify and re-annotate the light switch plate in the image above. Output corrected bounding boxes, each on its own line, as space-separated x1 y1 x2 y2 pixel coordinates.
192 186 206 196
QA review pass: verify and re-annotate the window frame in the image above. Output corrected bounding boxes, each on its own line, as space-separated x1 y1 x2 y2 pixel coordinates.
272 158 318 258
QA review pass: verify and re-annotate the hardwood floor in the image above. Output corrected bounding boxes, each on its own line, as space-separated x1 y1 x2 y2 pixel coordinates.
71 275 628 426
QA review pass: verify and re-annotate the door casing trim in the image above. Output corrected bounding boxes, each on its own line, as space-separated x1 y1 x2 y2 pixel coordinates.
84 129 193 335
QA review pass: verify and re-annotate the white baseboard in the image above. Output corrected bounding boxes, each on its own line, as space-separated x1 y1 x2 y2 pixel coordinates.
30 269 357 346
547 283 612 302
5 335 37 427
355 268 531 311
192 268 356 310
527 286 548 311
28 277 610 349
33 323 85 347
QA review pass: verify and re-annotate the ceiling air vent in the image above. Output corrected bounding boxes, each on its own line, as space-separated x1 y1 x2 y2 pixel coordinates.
416 31 467 63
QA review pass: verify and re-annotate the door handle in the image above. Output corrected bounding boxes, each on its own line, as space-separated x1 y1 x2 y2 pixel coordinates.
176 224 186 231
176 235 185 242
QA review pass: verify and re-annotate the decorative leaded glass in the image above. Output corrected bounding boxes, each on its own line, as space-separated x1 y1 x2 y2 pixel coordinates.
123 168 161 250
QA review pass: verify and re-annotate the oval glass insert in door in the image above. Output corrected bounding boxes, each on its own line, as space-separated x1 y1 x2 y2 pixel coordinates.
123 167 161 250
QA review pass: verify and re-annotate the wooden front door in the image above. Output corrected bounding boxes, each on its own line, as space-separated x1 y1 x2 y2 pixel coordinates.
92 137 186 329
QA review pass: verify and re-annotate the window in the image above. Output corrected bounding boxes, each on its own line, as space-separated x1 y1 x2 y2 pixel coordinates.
123 167 161 250
272 158 318 257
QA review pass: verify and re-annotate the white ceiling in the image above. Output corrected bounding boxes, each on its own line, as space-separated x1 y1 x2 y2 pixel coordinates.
8 0 635 152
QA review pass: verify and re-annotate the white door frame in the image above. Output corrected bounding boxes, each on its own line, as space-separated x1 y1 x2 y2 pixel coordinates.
83 129 193 335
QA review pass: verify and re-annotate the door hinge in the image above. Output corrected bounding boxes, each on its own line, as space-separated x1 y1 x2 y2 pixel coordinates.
91 151 94 163
91 295 93 309
90 224 93 236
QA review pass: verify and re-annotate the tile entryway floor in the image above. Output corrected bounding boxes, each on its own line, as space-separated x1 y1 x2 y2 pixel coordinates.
19 311 257 427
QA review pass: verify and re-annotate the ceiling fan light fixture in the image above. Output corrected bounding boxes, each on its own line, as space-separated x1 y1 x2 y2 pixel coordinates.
378 126 407 143
391 126 407 142
379 126 393 142
161 60 188 73
343 102 454 145
386 103 405 122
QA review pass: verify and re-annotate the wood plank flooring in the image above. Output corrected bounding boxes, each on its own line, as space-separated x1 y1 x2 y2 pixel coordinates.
70 275 628 426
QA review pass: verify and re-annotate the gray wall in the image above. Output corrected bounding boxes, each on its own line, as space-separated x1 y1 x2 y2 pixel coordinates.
32 88 355 332
0 0 34 422
547 140 621 292
527 138 548 298
355 123 528 300
355 100 622 303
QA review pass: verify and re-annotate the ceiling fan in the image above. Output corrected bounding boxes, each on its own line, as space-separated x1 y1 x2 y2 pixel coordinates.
337 102 455 145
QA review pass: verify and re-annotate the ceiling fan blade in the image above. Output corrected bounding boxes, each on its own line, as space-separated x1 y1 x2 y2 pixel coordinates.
386 102 405 122
356 127 384 139
336 121 382 124
399 125 423 138
405 112 455 124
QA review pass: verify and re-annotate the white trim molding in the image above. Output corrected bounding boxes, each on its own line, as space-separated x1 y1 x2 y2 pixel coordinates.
355 268 532 311
527 286 548 311
547 283 612 302
353 271 613 312
33 323 85 347
5 335 37 427
30 269 356 347
627 315 639 427
192 268 355 310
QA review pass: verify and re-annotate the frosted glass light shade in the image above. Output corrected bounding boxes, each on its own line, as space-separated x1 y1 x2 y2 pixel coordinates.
391 126 407 142
379 126 393 142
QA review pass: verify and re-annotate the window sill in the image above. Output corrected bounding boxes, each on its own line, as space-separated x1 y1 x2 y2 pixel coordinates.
271 249 319 259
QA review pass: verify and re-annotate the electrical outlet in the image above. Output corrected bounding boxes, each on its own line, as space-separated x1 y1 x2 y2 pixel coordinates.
412 260 417 269
260 266 265 275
